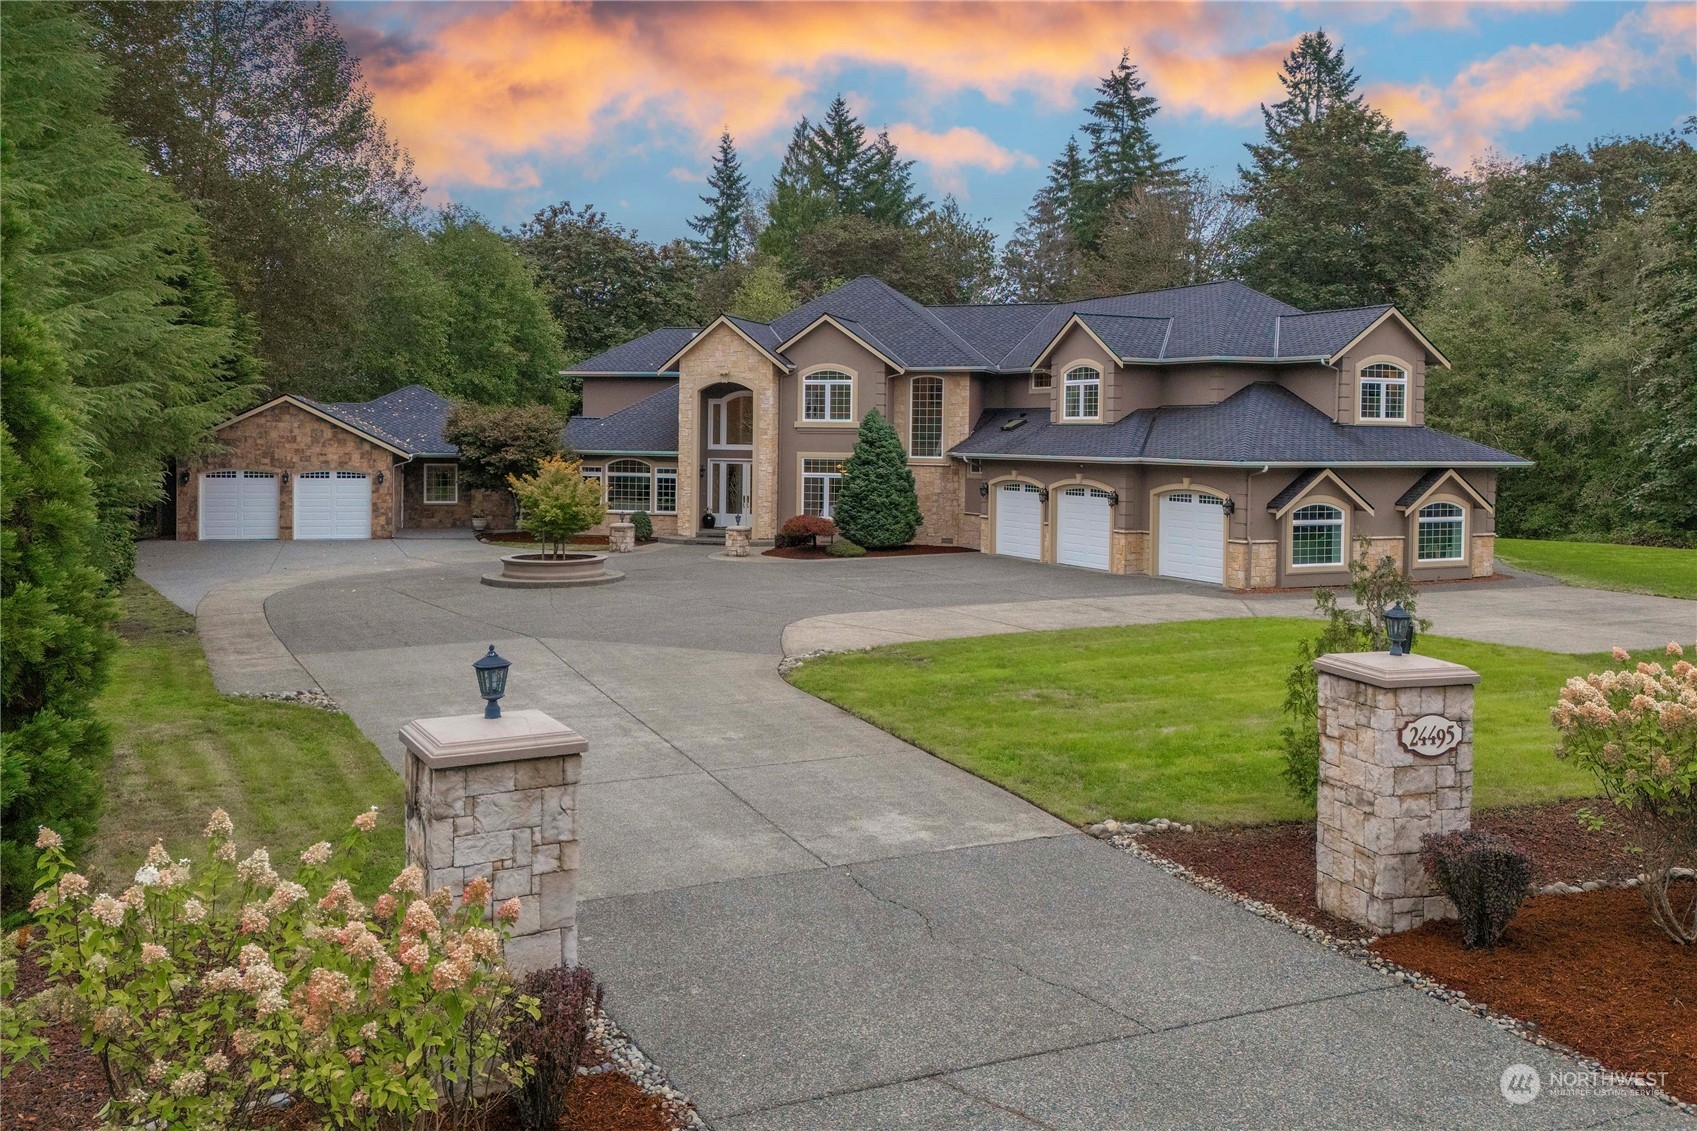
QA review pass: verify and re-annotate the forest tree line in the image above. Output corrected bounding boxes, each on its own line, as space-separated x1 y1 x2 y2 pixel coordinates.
1 2 1692 906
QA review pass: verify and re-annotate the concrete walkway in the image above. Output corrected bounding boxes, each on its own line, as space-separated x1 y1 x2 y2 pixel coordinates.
135 542 1697 1129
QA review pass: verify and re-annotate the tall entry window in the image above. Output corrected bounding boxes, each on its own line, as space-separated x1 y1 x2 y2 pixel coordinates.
803 370 854 422
709 392 753 447
909 376 943 457
802 458 845 518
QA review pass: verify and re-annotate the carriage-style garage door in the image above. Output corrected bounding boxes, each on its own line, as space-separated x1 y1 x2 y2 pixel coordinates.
994 482 1043 560
199 470 279 540
1055 486 1112 570
293 471 372 539
1158 491 1226 584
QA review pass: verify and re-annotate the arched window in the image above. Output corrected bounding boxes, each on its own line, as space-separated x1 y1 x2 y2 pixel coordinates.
803 369 854 422
1063 365 1100 419
1417 501 1465 561
1290 503 1345 566
606 459 652 513
909 376 944 457
709 392 753 447
1359 362 1408 421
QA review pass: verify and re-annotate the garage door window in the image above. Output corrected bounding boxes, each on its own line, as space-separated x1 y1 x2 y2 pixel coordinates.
1417 502 1465 561
1290 503 1344 566
424 464 458 504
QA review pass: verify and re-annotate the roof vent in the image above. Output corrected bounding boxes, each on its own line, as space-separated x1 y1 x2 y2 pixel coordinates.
1000 413 1029 432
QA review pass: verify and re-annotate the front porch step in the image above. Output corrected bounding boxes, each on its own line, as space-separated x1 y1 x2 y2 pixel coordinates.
658 532 726 545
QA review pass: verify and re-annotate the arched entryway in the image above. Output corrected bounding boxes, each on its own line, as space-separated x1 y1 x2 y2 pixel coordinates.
701 384 753 528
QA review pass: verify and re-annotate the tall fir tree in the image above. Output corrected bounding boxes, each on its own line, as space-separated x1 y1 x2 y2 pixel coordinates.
832 409 922 550
1075 51 1182 252
1235 33 1453 311
1262 29 1363 135
813 96 870 213
1001 138 1087 300
687 129 753 269
759 117 832 263
856 130 927 227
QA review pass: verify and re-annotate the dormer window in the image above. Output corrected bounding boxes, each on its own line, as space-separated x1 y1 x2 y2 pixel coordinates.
803 369 854 422
1359 363 1408 422
1063 365 1100 420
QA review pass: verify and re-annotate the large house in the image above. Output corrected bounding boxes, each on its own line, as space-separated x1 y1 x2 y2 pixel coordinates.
176 276 1529 590
563 276 1527 588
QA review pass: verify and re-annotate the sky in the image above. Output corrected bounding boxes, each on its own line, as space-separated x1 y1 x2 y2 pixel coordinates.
332 1 1697 243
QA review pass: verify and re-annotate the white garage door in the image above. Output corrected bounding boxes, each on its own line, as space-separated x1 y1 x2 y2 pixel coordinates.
1056 486 1113 570
199 471 279 540
994 482 1043 560
294 471 372 539
1158 491 1226 584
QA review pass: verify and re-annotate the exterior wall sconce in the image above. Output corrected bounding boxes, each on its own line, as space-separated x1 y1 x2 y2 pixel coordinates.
978 482 989 497
376 471 385 485
281 471 290 486
179 470 190 486
1106 490 1120 506
1038 488 1049 502
1221 498 1236 515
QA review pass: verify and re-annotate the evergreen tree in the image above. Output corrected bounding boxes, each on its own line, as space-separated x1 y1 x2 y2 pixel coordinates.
856 130 928 227
759 118 832 264
1262 29 1363 135
0 302 120 916
833 409 921 550
1002 138 1087 300
814 96 870 213
1236 98 1453 311
687 129 753 269
1076 50 1182 248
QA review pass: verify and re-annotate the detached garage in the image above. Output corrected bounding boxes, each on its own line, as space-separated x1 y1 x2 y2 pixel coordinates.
177 396 404 542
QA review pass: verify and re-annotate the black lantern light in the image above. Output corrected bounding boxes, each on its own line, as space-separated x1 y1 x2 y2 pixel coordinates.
1105 490 1120 507
473 645 511 718
1385 602 1415 657
1038 488 1049 502
978 482 989 497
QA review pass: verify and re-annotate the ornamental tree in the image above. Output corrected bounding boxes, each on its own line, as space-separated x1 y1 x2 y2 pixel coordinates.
507 456 605 557
1552 642 1697 944
832 409 921 550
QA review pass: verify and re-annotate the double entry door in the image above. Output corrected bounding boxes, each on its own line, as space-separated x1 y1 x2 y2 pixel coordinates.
708 460 751 528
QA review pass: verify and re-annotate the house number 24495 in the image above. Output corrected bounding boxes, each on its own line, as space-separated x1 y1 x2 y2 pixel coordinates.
1400 714 1464 758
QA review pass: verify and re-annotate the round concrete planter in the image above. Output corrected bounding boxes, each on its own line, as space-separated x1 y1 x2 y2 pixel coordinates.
480 552 624 589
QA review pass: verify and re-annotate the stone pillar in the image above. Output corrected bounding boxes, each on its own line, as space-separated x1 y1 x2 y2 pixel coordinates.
1314 652 1478 933
724 524 751 557
608 522 635 553
400 709 585 974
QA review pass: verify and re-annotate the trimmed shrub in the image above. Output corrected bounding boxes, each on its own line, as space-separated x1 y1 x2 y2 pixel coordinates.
508 966 603 1131
1419 830 1533 949
826 538 866 558
631 510 653 542
832 409 921 550
776 514 836 549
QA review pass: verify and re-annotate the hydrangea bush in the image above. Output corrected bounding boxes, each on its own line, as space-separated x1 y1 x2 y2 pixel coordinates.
18 808 535 1128
1552 642 1697 944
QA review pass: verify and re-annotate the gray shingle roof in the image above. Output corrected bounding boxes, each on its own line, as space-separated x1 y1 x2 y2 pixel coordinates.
564 385 679 455
307 385 457 456
1265 468 1372 512
950 383 1532 467
570 327 698 374
566 278 1427 377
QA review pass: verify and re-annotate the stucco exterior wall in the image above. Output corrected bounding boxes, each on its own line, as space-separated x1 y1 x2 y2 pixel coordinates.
177 401 401 541
580 376 676 418
1335 319 1429 426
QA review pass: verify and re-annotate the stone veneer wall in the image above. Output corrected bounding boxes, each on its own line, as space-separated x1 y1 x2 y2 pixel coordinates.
676 325 779 540
401 461 514 531
178 402 400 541
1109 530 1148 575
1470 533 1496 578
1315 656 1476 933
403 732 582 974
1356 536 1407 570
1249 541 1278 588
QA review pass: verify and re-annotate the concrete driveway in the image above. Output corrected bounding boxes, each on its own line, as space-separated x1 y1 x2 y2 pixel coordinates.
136 541 1697 1129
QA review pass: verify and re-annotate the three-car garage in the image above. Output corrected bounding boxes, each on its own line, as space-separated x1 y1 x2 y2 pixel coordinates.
988 478 1230 585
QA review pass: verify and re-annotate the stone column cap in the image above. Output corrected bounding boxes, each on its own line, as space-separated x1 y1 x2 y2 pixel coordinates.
1314 651 1480 689
399 709 586 768
608 520 634 528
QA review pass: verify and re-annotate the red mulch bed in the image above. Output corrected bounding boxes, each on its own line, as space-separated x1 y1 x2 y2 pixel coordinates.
1373 885 1697 1104
478 531 613 547
763 543 977 560
4 946 675 1131
1141 798 1645 938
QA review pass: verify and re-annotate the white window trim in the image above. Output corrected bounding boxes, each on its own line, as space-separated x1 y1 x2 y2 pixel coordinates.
1061 360 1102 422
799 453 849 519
1286 498 1348 571
422 462 458 505
800 365 856 425
908 375 945 460
1414 498 1468 565
1356 357 1410 424
605 458 654 515
708 391 754 450
654 467 678 515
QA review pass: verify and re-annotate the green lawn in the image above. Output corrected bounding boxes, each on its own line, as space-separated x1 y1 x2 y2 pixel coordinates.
89 581 403 895
786 618 1643 828
1495 538 1697 600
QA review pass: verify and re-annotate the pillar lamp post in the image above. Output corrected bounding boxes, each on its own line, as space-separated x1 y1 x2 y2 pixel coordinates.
1385 603 1415 657
473 646 511 718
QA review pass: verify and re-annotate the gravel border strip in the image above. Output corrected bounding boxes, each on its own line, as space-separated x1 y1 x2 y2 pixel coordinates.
231 688 344 713
583 999 706 1130
1105 830 1695 1117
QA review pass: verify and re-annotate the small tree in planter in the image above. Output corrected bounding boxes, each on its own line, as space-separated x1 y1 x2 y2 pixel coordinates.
1552 642 1697 944
442 402 563 527
507 456 605 557
832 410 921 550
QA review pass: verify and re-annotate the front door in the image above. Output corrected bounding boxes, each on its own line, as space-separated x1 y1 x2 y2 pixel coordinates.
709 460 751 528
